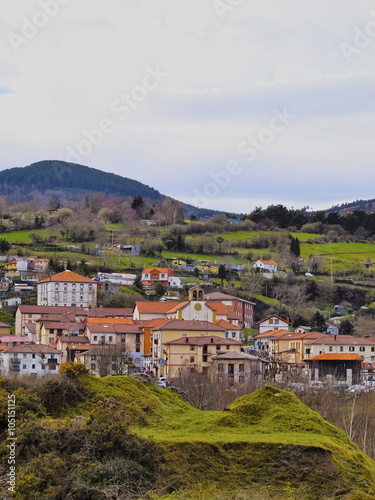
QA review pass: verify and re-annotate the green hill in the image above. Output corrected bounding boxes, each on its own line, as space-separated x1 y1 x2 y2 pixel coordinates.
0 160 223 219
2 375 375 499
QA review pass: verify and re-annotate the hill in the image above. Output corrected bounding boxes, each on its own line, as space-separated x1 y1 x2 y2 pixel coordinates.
0 160 222 219
327 198 375 216
2 374 375 499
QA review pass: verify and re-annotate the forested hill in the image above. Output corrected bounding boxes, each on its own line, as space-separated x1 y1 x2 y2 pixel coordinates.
0 160 163 203
0 160 222 219
327 198 375 216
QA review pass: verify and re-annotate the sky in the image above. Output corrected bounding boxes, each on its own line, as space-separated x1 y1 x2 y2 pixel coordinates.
1 0 375 213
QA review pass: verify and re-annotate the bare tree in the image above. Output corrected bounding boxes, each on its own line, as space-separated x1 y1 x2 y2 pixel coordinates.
273 282 308 323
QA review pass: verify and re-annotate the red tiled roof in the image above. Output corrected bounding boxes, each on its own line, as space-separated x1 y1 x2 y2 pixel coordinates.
259 260 277 265
206 302 228 315
165 336 241 346
135 302 181 313
255 329 291 338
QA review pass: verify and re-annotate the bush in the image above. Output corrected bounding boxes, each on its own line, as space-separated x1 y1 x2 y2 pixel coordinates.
59 360 89 378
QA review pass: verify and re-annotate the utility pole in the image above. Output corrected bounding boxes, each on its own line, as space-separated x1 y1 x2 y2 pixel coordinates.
329 257 334 283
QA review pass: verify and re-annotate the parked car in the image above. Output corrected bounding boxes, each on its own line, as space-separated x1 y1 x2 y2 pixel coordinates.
159 376 170 387
348 381 375 393
155 380 167 388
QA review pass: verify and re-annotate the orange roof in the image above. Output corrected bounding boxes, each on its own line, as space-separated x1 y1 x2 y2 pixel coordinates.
260 260 277 265
216 319 241 330
166 301 190 313
84 317 134 325
143 268 169 273
141 318 169 329
135 302 181 313
206 302 228 315
39 270 94 284
255 329 291 338
305 353 362 361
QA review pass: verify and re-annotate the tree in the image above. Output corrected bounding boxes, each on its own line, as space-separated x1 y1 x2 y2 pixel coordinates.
217 236 224 254
194 267 199 278
218 264 227 287
0 238 11 254
290 237 300 257
273 282 308 323
155 283 165 297
309 311 328 333
339 318 354 335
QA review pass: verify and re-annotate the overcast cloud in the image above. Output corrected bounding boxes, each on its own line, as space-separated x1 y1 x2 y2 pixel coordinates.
1 0 375 212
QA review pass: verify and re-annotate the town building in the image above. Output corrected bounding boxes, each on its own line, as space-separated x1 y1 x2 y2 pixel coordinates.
37 270 97 307
2 344 62 377
257 315 292 334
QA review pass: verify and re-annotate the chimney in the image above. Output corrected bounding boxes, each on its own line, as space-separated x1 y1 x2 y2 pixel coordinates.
185 337 189 343
334 335 337 341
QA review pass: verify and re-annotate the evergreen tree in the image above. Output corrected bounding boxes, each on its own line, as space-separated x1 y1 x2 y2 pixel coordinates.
290 237 301 257
218 264 227 287
155 283 165 297
339 318 354 335
309 311 328 333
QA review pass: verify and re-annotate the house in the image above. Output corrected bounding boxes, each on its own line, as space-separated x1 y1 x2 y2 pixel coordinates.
36 320 86 345
76 345 129 377
168 276 183 289
269 331 306 365
164 336 242 379
115 245 140 255
254 329 290 353
84 320 144 369
362 361 375 383
55 336 90 363
37 270 97 307
326 317 343 335
254 260 278 273
15 305 132 336
294 325 311 334
133 302 179 321
304 353 362 386
257 315 292 334
0 336 31 349
97 272 137 287
151 319 228 377
205 291 255 328
2 344 62 377
1 297 22 309
216 320 244 342
211 351 264 388
0 322 11 336
141 268 172 287
303 335 375 363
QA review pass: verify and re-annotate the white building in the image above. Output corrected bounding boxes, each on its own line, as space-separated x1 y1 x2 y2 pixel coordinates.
37 270 97 307
254 260 278 273
168 276 183 288
2 344 62 377
257 315 292 334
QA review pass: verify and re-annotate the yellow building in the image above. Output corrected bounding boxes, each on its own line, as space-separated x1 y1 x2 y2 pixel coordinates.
270 331 304 364
151 319 227 377
164 336 242 379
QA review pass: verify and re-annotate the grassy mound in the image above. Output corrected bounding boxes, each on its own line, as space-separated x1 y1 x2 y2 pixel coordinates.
1 376 375 499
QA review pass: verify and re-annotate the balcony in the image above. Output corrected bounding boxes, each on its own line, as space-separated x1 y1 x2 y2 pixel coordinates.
10 358 20 364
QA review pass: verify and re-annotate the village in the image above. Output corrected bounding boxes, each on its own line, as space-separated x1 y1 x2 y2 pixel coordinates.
1 261 375 393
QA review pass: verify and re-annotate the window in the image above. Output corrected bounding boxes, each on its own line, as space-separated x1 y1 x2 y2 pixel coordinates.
372 347 375 352
349 346 355 352
91 355 96 360
225 332 229 338
203 355 208 362
239 376 245 384
269 319 273 324
72 294 76 300
89 284 92 292
49 338 54 343
89 295 92 301
190 356 195 363
182 334 187 338
32 364 35 369
91 363 96 371
80 284 84 291
64 283 67 290
136 345 140 352
55 283 59 290
340 346 344 352
63 294 67 301
218 363 224 372
109 336 113 342
23 354 26 358
360 347 365 352
226 345 230 350
329 346 333 352
228 364 234 374
80 295 83 301
216 346 220 351
93 336 97 341
275 319 279 324
55 293 59 300
190 345 195 351
23 364 26 369
32 354 35 359
228 376 234 386
239 364 244 372
72 284 76 291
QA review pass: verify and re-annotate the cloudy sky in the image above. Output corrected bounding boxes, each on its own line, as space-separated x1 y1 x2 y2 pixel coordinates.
1 0 375 213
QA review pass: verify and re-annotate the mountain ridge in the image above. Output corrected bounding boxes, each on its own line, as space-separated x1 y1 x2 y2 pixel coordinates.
0 160 223 219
